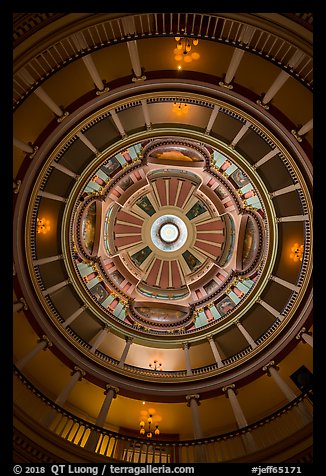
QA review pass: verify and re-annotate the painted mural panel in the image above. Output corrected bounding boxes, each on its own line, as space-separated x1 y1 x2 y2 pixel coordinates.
136 196 156 216
215 296 235 316
81 202 96 253
131 246 152 266
214 185 229 200
186 200 207 220
203 279 219 295
119 175 134 191
135 306 187 324
230 168 250 188
242 216 259 269
100 157 121 177
110 270 125 286
89 282 109 304
182 250 202 272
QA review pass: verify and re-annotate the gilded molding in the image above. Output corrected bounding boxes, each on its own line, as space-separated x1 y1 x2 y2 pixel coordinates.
219 81 234 90
72 365 86 379
262 360 279 375
222 383 236 396
291 129 303 142
105 384 120 397
256 99 270 110
186 394 200 406
57 111 70 123
37 335 53 349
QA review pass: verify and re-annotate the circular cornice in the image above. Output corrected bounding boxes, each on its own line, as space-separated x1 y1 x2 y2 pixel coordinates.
14 81 312 395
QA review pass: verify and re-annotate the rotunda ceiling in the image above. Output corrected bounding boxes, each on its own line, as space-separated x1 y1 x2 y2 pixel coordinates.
68 135 270 335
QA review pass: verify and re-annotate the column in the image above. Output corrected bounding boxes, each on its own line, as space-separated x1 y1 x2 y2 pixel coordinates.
219 26 254 88
13 297 28 313
84 385 119 452
296 327 313 348
276 215 309 223
257 70 290 109
110 110 127 138
72 32 108 94
257 50 305 109
141 99 151 130
90 326 110 353
230 121 251 148
83 55 108 93
292 119 313 142
270 183 301 198
205 105 220 134
235 320 257 349
270 275 300 293
256 297 282 319
186 394 203 439
126 41 146 81
42 279 70 297
207 336 223 368
222 384 257 453
51 162 79 178
183 342 193 375
118 337 133 368
76 131 99 154
38 190 67 202
43 366 86 427
219 49 245 89
56 366 86 406
33 255 63 266
262 361 312 423
13 137 38 157
18 69 66 120
252 147 280 169
62 305 87 328
15 335 52 371
33 87 69 122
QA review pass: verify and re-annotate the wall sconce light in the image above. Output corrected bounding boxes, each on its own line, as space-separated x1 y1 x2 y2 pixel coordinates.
290 243 304 262
149 360 163 370
36 217 51 234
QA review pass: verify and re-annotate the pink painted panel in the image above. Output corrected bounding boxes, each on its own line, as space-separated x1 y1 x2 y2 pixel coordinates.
117 211 143 226
115 235 141 247
195 240 222 257
146 259 162 286
155 179 167 206
114 224 142 234
169 177 179 206
196 220 224 231
171 260 182 288
176 180 192 208
195 232 225 243
159 261 169 288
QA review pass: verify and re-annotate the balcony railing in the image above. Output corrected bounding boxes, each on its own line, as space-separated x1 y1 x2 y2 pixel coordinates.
13 12 313 109
14 367 313 463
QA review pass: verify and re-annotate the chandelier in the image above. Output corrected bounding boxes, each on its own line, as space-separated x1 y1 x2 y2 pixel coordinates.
36 217 51 234
290 243 304 262
149 359 163 370
139 414 160 438
174 31 200 64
